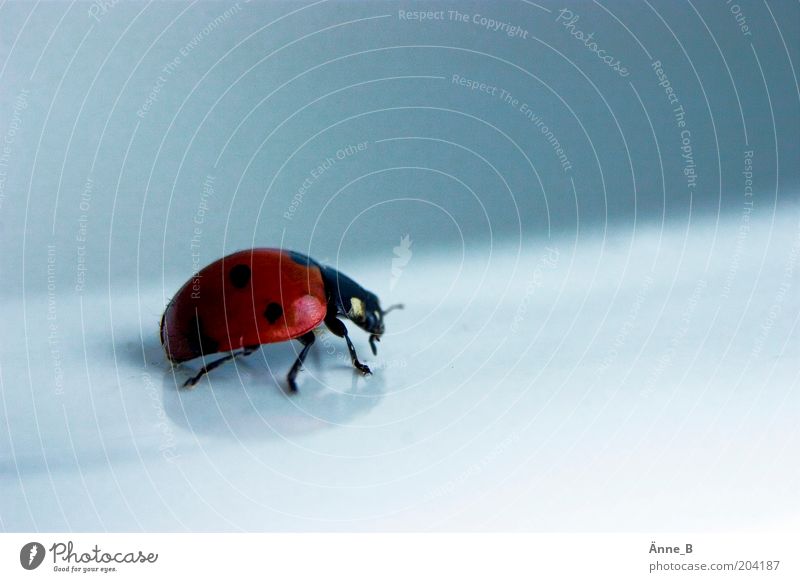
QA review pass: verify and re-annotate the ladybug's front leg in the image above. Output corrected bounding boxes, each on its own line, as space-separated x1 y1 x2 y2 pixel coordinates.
324 315 372 376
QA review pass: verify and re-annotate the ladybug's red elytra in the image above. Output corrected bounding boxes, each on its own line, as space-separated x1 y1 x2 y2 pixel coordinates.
160 249 402 391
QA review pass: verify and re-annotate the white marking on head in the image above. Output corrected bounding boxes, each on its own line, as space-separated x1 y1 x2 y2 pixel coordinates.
348 297 365 320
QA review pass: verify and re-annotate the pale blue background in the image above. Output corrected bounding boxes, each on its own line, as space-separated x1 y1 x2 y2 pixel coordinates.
1 0 798 293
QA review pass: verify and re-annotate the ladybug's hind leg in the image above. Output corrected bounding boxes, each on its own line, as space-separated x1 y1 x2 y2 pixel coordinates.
324 316 372 376
183 345 259 388
287 332 316 393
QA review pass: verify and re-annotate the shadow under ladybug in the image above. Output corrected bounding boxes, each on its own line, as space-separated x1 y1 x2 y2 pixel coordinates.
160 249 402 392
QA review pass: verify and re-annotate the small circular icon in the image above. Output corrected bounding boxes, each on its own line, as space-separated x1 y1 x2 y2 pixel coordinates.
20 542 45 570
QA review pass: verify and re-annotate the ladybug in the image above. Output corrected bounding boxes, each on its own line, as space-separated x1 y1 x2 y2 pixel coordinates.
160 249 402 391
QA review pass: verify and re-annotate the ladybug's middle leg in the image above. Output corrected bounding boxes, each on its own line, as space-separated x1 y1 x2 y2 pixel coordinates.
287 332 316 393
324 315 372 376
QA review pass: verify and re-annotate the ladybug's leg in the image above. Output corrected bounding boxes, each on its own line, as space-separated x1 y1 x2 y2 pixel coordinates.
324 316 372 376
183 345 259 388
287 332 315 392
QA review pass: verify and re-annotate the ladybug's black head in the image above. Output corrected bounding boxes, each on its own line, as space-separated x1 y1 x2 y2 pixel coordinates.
346 289 385 335
320 265 384 333
319 263 403 354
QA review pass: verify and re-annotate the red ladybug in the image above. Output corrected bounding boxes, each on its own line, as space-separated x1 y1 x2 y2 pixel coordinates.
160 249 402 391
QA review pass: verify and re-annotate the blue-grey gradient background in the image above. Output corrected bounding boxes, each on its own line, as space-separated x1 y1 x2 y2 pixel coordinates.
1 0 797 289
1 1 799 532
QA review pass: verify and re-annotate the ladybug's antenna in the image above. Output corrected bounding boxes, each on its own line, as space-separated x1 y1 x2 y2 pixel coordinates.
381 303 404 315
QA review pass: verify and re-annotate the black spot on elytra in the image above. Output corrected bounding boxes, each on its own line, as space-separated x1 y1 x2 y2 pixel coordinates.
229 264 251 289
264 302 283 324
186 315 219 357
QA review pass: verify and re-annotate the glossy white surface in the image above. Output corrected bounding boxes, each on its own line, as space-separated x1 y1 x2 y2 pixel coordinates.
2 208 798 531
